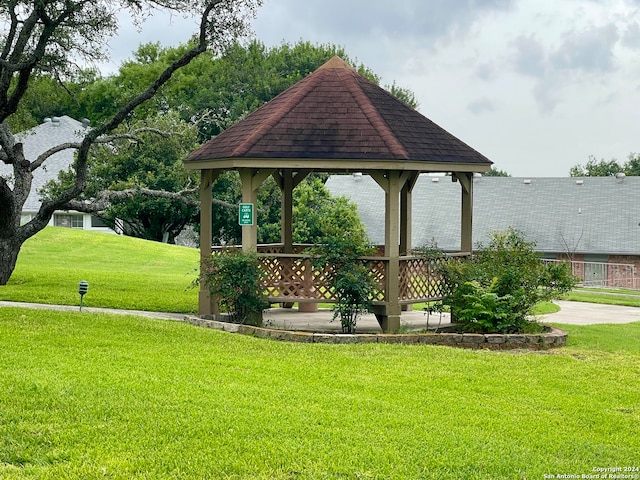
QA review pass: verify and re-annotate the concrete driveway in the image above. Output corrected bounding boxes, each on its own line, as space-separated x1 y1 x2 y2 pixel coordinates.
540 300 640 325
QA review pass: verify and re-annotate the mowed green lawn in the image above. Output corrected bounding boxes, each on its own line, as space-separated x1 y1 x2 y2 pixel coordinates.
1 227 639 479
1 227 199 313
0 308 639 479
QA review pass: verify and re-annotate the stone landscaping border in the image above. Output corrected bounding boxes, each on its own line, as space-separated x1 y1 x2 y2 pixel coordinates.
184 315 567 350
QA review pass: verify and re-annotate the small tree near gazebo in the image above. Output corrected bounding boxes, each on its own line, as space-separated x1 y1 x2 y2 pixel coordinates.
184 56 492 333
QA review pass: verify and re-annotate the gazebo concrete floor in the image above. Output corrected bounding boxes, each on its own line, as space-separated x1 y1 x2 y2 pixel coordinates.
262 307 452 333
262 300 640 332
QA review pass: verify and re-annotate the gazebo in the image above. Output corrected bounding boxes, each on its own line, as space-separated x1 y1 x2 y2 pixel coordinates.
184 56 492 332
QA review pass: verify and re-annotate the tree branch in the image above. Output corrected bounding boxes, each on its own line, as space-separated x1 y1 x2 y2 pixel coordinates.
41 4 216 218
29 127 171 171
62 186 237 214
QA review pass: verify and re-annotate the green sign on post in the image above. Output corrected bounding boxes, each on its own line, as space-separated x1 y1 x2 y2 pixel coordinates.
238 203 255 226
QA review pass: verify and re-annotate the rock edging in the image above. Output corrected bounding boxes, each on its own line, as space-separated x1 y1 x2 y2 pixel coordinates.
184 316 567 350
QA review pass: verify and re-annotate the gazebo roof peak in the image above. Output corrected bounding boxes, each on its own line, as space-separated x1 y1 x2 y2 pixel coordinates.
317 55 354 70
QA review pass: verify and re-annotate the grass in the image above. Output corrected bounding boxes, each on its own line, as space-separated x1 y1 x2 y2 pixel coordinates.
0 307 639 479
531 301 560 315
564 288 640 307
1 227 639 478
0 227 199 313
576 287 640 296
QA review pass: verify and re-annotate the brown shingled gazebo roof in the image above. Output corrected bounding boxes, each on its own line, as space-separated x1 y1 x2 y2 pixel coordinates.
185 56 492 171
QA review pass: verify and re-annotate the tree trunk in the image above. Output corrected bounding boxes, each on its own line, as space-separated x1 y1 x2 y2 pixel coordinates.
0 237 21 285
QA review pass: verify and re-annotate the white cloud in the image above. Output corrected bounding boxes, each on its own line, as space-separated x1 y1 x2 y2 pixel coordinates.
550 23 619 73
468 98 497 114
512 35 547 77
622 21 640 47
254 0 517 44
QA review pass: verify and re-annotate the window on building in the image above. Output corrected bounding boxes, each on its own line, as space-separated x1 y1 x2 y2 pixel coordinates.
91 216 109 228
54 214 84 229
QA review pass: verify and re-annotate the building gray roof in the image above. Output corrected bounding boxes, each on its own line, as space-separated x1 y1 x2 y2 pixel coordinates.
325 174 640 256
0 115 88 212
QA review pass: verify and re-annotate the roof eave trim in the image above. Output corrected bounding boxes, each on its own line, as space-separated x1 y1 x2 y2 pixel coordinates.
183 158 493 173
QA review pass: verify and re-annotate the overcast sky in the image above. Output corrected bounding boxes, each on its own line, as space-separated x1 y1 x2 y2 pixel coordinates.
106 0 640 177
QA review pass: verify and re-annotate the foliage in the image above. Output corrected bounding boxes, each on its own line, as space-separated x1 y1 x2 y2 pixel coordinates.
569 153 640 176
450 279 527 333
256 175 283 244
626 153 640 175
425 228 577 333
483 167 511 177
201 249 269 325
292 177 368 245
6 74 76 132
329 261 376 333
207 173 367 247
312 228 375 333
43 113 200 243
386 81 419 109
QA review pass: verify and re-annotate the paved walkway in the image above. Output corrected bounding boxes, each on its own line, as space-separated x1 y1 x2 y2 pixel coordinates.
0 301 185 321
257 300 640 332
2 300 639 332
542 300 640 325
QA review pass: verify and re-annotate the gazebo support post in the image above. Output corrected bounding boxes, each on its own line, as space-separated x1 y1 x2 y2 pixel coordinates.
399 175 417 256
400 173 419 311
198 169 220 316
239 168 274 252
239 168 258 253
455 172 474 253
371 170 412 332
272 169 313 310
272 169 312 253
281 170 294 253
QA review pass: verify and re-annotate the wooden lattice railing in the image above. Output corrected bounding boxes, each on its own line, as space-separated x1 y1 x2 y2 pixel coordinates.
248 245 467 305
257 254 387 303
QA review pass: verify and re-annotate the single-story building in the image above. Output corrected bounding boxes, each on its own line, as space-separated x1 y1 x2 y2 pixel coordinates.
0 115 114 232
326 173 640 289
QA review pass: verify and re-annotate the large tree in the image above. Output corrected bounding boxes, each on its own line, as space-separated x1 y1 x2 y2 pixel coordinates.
0 0 261 284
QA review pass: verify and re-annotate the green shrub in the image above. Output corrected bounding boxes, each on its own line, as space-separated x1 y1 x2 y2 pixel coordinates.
312 230 375 333
201 249 269 326
423 228 577 333
451 279 518 333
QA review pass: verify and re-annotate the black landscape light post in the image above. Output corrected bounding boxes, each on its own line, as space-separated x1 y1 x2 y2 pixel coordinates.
78 280 89 311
